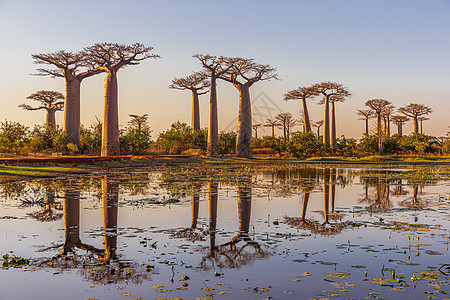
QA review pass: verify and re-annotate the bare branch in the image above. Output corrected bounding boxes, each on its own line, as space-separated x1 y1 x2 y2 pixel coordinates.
169 71 210 92
365 99 392 113
284 86 317 102
311 81 352 102
218 57 278 87
398 103 432 118
391 115 409 125
21 90 65 111
85 43 160 72
356 109 374 120
18 104 44 111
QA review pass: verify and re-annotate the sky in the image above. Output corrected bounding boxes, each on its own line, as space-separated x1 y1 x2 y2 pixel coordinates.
0 0 449 139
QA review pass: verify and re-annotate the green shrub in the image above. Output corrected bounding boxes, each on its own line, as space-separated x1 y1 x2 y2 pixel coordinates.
219 131 237 154
335 135 357 156
399 133 440 154
27 125 69 154
157 122 193 154
79 123 102 155
0 120 29 153
358 134 378 154
120 127 152 155
286 132 318 157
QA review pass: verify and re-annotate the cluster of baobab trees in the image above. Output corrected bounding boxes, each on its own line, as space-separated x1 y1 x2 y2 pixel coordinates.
29 43 159 156
170 55 278 158
252 112 303 140
171 71 356 157
358 99 432 154
282 82 352 150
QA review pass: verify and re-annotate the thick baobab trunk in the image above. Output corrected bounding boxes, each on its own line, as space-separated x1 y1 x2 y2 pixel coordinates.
102 71 120 156
420 120 423 134
207 78 219 157
387 116 391 136
323 96 330 145
377 113 383 155
376 113 382 136
101 176 118 261
236 84 252 158
331 102 336 150
191 90 200 131
271 126 275 138
64 79 82 145
365 117 369 135
46 109 56 131
302 99 311 132
398 123 403 136
413 117 418 133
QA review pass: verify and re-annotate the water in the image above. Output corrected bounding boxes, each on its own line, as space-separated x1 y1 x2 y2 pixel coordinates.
0 165 449 299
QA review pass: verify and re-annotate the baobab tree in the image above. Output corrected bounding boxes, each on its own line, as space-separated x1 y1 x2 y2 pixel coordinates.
275 112 297 140
169 72 209 131
252 124 262 139
128 114 150 132
194 55 233 157
418 116 430 134
323 94 348 150
381 105 395 136
398 103 432 134
283 85 317 132
19 90 64 130
219 57 278 158
357 109 374 136
365 99 392 154
32 50 103 145
312 120 324 139
85 43 159 156
264 118 279 137
391 115 409 136
311 82 351 146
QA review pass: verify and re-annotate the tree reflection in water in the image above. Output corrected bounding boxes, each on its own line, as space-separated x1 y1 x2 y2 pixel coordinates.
284 168 348 236
358 176 393 210
38 177 149 284
200 178 269 270
27 187 62 222
173 183 205 242
399 185 428 208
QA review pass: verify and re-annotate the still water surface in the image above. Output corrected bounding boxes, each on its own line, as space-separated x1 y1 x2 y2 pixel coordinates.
0 165 449 299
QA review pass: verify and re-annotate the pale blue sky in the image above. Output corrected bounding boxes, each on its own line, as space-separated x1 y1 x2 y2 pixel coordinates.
0 0 449 138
